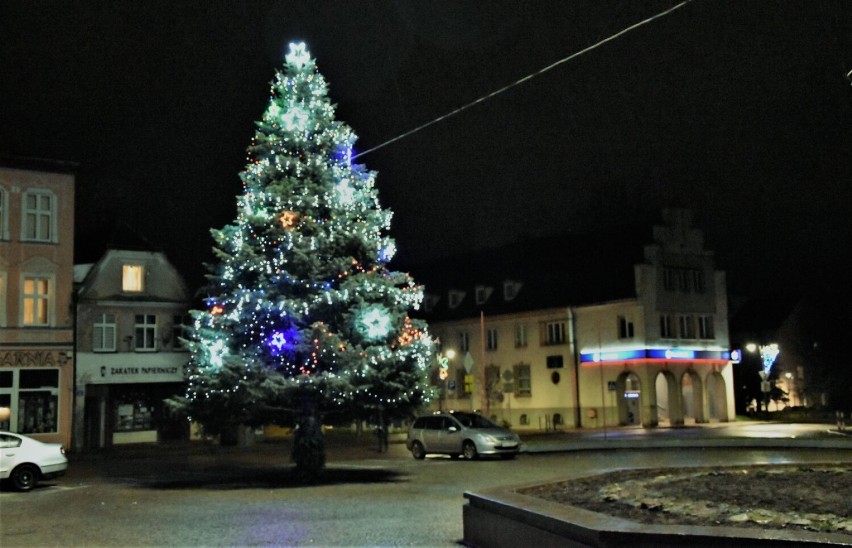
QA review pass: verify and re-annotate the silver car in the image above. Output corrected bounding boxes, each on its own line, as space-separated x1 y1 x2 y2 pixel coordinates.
406 412 520 460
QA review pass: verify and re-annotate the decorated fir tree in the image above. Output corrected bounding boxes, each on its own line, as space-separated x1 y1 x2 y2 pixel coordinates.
174 42 435 479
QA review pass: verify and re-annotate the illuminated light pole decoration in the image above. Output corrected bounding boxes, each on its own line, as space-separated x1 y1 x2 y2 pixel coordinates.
748 342 780 411
171 42 435 479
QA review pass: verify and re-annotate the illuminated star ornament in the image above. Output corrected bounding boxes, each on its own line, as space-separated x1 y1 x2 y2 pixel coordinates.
279 210 300 229
357 305 392 341
285 42 311 68
281 107 309 131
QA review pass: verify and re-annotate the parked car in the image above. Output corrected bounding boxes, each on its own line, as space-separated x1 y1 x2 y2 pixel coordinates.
0 431 68 491
406 411 520 460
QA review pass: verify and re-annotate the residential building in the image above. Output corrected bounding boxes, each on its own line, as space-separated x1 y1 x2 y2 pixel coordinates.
0 157 77 447
73 235 190 451
417 209 734 429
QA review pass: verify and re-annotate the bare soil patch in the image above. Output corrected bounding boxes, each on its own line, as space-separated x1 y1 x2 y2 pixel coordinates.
517 464 852 536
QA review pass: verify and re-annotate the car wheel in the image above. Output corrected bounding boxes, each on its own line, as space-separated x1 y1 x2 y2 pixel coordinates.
11 464 39 491
410 441 426 460
462 441 478 460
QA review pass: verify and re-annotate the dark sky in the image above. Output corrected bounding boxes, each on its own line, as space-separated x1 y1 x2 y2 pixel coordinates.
1 1 850 299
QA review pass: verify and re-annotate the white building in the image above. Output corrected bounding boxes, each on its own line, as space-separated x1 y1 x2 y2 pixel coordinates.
420 210 734 430
74 241 190 450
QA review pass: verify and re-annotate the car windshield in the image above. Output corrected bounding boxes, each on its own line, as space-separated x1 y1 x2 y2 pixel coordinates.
452 413 497 429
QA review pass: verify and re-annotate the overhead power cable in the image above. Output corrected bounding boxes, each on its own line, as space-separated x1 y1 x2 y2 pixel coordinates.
354 0 693 159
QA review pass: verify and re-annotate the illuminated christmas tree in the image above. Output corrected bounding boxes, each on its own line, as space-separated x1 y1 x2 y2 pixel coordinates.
174 42 435 479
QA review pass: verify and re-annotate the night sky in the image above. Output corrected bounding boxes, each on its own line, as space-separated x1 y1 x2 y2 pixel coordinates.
2 1 850 300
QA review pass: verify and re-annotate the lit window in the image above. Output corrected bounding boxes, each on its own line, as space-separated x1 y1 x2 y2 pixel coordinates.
93 313 116 352
134 314 157 351
122 265 144 292
22 277 50 326
22 190 55 242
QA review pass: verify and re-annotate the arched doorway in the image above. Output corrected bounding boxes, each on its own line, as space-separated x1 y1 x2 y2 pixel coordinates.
654 371 678 426
706 372 728 422
619 372 641 426
681 370 705 424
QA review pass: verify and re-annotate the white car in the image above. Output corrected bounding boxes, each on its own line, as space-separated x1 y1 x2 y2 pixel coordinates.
0 431 68 491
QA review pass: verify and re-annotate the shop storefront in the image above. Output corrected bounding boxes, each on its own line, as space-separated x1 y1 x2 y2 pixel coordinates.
74 356 187 450
0 349 74 447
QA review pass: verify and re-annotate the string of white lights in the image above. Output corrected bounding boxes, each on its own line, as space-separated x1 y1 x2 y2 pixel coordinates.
353 0 694 159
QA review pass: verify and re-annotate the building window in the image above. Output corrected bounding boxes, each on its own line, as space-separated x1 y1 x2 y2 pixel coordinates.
486 328 498 351
663 266 706 294
546 355 564 369
698 315 715 340
423 294 439 312
660 314 675 339
514 363 531 397
679 315 695 339
21 190 56 242
122 265 144 292
172 314 190 351
18 369 59 434
459 331 470 353
113 387 154 432
514 323 527 348
135 314 157 351
663 268 677 291
93 313 117 352
542 321 565 345
448 290 465 309
503 280 522 301
22 276 50 326
475 285 492 305
0 185 8 240
0 271 7 327
692 270 706 293
618 316 634 339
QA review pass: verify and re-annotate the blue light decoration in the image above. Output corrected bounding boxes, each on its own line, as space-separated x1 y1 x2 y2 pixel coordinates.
760 344 780 376
356 305 392 341
266 327 300 356
580 348 732 364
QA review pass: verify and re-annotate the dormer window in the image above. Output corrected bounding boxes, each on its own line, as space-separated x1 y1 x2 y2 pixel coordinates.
448 290 466 309
474 285 493 305
423 293 440 312
122 264 144 292
503 280 522 301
